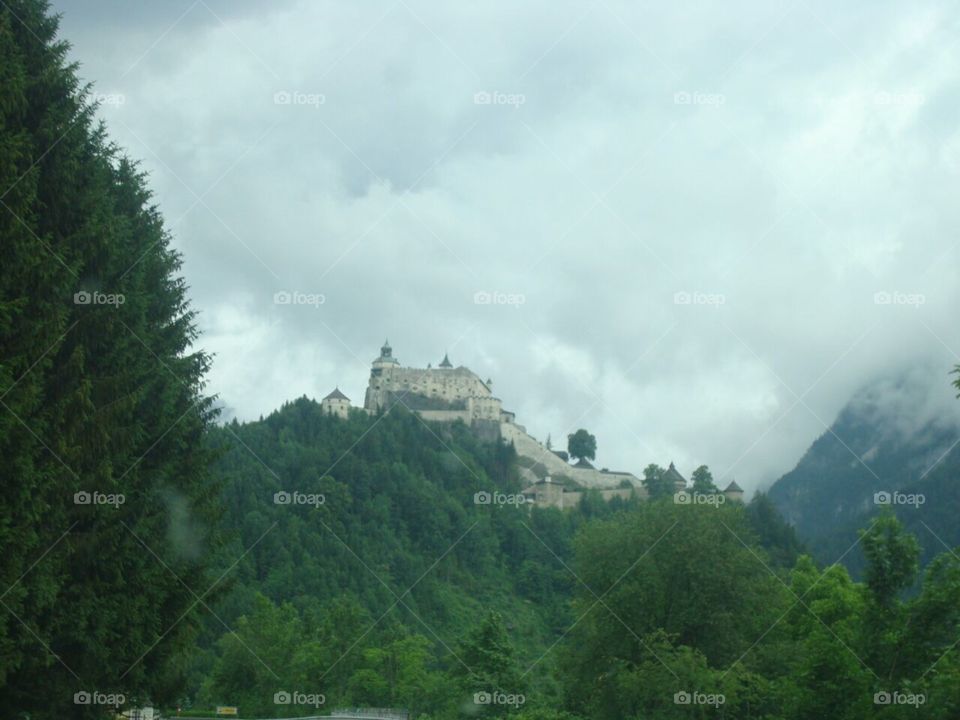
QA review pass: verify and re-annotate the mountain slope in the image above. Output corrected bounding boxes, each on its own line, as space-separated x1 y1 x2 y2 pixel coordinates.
768 370 960 572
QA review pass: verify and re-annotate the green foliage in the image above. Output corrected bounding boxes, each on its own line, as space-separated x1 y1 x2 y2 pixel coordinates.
860 512 920 607
0 1 220 715
449 611 526 716
747 492 804 568
562 501 789 680
641 463 673 499
566 430 596 463
191 402 610 712
557 508 960 720
690 465 717 494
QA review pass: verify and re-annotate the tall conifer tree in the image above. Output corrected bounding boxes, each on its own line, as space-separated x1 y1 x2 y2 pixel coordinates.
0 1 220 714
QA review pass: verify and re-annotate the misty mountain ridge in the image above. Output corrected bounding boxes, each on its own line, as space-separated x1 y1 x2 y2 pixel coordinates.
768 365 960 571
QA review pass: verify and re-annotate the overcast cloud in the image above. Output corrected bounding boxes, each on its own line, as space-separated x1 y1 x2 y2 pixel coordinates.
51 0 960 492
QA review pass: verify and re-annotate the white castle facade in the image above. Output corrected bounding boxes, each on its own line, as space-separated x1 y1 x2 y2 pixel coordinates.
321 341 744 509
362 341 513 426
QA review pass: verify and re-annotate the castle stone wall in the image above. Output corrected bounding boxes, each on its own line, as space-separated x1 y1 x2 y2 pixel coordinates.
500 422 641 489
365 366 494 413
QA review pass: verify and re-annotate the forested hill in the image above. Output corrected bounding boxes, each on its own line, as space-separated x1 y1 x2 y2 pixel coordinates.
767 371 960 572
186 397 803 715
188 399 960 720
190 398 609 711
204 397 583 637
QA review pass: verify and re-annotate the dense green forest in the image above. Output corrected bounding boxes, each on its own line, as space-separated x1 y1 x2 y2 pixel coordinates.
3 1 960 718
181 398 802 715
182 400 959 719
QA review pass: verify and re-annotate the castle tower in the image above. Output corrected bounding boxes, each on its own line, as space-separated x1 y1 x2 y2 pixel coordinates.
321 387 351 419
439 352 453 369
372 339 400 373
723 480 744 503
664 462 687 492
365 340 398 412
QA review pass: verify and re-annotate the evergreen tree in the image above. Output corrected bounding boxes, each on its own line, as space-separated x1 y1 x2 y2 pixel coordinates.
0 1 220 714
450 611 526 716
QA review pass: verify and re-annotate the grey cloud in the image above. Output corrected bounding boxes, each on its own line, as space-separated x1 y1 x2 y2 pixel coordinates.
50 0 960 493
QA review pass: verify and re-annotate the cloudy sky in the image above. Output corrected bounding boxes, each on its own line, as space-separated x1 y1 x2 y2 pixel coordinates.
51 0 960 492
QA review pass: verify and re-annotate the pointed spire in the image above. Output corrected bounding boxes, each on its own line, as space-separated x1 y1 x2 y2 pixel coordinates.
439 352 452 368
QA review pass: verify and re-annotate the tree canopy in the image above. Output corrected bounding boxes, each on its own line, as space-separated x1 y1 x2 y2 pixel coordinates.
567 430 596 463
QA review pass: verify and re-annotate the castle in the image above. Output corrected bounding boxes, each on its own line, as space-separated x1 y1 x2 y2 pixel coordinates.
321 341 744 509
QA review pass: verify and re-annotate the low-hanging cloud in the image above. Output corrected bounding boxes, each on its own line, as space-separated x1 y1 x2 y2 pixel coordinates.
52 0 960 492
